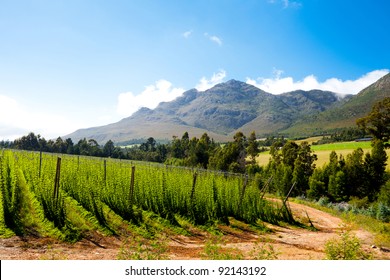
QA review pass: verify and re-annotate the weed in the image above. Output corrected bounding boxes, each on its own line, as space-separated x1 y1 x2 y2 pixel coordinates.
201 236 243 260
39 245 68 260
249 239 279 260
117 234 169 260
324 229 372 260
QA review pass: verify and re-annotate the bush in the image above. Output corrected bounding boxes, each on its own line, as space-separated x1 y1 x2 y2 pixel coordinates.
325 229 372 260
332 202 352 212
376 203 390 222
317 196 330 207
349 196 369 209
378 180 390 207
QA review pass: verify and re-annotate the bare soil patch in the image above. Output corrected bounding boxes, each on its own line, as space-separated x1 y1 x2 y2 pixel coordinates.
1 201 389 260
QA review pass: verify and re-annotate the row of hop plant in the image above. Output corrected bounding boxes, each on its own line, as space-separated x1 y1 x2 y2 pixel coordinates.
0 150 67 238
0 150 294 236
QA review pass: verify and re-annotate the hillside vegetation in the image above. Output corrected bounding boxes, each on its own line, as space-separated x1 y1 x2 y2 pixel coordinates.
63 74 390 144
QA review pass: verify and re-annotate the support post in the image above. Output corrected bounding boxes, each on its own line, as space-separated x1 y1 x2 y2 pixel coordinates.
190 172 198 202
260 175 273 199
53 157 61 202
239 175 249 208
283 181 296 205
39 150 43 178
129 166 135 204
103 159 107 184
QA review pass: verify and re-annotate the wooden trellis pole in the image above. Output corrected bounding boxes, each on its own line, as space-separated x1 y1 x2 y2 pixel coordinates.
283 181 296 205
260 175 273 199
53 157 61 202
129 166 135 205
39 150 43 178
103 159 107 184
239 175 249 208
190 172 198 202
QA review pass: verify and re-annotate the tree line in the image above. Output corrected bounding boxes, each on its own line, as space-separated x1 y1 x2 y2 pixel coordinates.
0 130 262 173
2 97 390 209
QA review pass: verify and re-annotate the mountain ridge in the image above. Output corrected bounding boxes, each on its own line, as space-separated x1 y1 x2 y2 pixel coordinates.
64 74 390 144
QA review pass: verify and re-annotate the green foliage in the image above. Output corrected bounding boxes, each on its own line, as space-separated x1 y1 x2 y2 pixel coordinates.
328 171 348 202
247 131 260 164
307 168 327 200
0 149 295 242
282 141 299 167
117 234 169 260
249 241 279 260
266 140 317 196
364 140 388 200
349 196 370 209
0 152 24 234
201 237 279 260
376 203 390 222
209 132 247 173
313 128 367 145
306 139 388 203
357 97 390 142
201 236 243 260
378 180 390 206
325 229 372 260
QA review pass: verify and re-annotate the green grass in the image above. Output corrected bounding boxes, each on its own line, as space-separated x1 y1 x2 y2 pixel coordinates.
257 140 390 169
292 198 390 248
310 141 372 151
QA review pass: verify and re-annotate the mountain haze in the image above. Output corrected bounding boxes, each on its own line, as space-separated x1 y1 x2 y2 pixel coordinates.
64 74 390 144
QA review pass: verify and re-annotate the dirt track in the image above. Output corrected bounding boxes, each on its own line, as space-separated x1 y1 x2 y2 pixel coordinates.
1 201 389 260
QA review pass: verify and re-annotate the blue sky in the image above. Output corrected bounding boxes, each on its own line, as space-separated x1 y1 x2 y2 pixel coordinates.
1 0 389 140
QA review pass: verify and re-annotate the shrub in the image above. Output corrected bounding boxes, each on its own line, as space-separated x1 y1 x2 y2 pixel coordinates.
349 196 369 209
378 180 390 207
325 229 372 260
317 196 330 207
376 203 390 222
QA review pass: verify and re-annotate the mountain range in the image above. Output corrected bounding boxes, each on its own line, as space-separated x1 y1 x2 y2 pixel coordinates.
65 73 390 144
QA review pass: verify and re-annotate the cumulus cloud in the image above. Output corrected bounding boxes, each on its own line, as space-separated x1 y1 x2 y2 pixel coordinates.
116 80 185 117
0 94 80 140
182 30 192 38
196 70 227 91
204 33 223 46
246 69 389 95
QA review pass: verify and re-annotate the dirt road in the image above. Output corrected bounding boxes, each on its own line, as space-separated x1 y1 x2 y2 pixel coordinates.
0 201 389 260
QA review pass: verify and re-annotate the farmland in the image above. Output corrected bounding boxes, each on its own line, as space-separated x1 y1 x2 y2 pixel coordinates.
0 149 292 241
1 148 390 260
257 140 390 168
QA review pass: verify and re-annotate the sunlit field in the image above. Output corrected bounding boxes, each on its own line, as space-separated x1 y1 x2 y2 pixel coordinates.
256 141 390 169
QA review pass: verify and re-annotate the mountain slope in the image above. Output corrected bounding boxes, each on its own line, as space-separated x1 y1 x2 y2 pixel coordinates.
64 75 390 144
282 73 390 136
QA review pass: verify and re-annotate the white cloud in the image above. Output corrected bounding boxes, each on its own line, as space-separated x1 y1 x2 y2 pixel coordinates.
283 0 301 8
268 0 302 9
204 33 223 46
0 94 81 140
196 70 227 91
116 79 185 117
246 69 389 95
182 30 192 38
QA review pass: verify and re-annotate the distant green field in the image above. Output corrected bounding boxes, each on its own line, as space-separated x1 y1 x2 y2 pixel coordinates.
310 141 372 151
256 141 390 169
